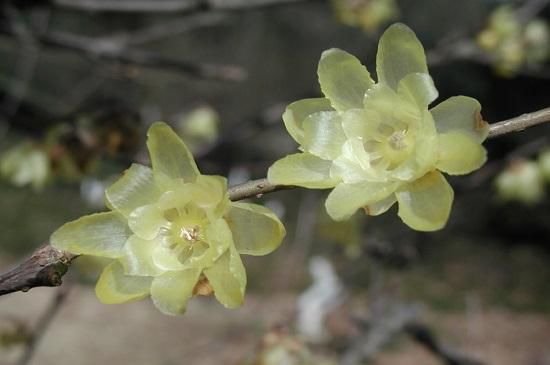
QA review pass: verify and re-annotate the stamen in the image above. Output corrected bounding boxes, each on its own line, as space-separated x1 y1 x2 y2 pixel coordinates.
388 130 407 150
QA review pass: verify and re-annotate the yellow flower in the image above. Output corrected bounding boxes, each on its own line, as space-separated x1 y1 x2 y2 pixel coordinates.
51 122 285 315
268 23 488 231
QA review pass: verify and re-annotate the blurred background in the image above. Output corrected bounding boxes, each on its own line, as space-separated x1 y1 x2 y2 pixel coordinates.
1 0 550 364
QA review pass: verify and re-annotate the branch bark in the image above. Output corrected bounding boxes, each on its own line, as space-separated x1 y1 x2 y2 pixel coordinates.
1 106 550 296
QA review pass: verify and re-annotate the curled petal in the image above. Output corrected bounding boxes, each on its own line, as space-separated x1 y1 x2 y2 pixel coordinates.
437 132 487 175
204 246 246 309
396 171 454 231
364 194 397 216
152 245 185 271
150 269 201 315
391 111 438 181
325 181 399 221
105 164 161 217
120 235 164 276
128 204 167 240
377 23 428 90
51 212 130 258
268 153 339 188
430 96 488 142
302 111 346 160
318 48 375 111
397 73 438 107
147 121 200 184
95 261 153 304
225 202 286 256
283 98 333 144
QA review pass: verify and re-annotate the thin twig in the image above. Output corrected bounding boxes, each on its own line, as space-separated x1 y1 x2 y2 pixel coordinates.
487 107 550 139
1 106 550 296
0 22 246 82
17 286 70 365
227 178 292 201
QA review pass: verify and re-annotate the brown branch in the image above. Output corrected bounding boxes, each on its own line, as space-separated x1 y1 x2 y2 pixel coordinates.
0 245 76 296
487 107 550 139
1 106 550 297
227 178 292 201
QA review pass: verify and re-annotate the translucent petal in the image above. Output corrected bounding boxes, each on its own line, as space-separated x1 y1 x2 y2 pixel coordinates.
150 269 201 315
302 111 346 160
437 132 487 175
147 121 200 184
330 155 370 184
341 108 381 140
318 48 375 111
120 235 164 276
95 261 152 304
330 139 376 183
396 171 454 231
200 218 233 264
153 245 185 271
391 111 438 181
430 96 488 142
225 202 286 256
51 212 130 258
204 246 246 309
105 164 161 217
376 23 428 90
364 194 397 216
363 83 400 115
325 181 399 220
267 153 339 188
128 204 167 240
283 98 333 144
157 175 228 213
397 73 438 107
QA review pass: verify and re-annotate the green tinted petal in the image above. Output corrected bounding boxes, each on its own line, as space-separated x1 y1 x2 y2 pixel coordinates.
396 171 454 231
153 245 185 271
201 218 233 263
364 194 397 216
157 175 228 214
95 261 152 304
128 204 167 240
204 246 246 309
437 132 487 175
377 23 428 90
397 73 438 107
318 48 375 111
225 202 285 256
283 98 333 144
147 121 200 183
302 111 346 160
51 212 130 258
120 235 164 276
268 153 339 188
341 108 381 140
430 96 488 142
392 111 438 181
330 139 376 183
150 269 201 315
105 164 162 217
325 181 399 220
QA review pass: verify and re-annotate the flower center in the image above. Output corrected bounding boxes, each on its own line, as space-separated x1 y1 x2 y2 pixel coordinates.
179 225 201 243
388 130 408 150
